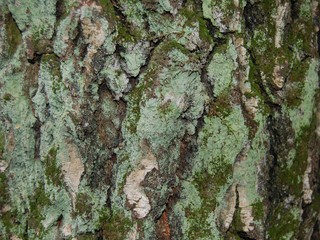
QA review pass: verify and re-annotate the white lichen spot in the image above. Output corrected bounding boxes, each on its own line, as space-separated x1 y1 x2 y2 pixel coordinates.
0 160 8 172
238 186 255 232
128 223 138 240
302 155 313 204
274 2 289 48
62 222 72 237
10 236 22 240
215 183 237 232
272 57 288 89
0 204 11 213
81 16 105 62
243 96 259 118
233 37 252 97
60 144 84 208
124 152 158 219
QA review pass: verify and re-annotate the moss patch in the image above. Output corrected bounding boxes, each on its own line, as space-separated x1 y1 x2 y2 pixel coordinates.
180 2 213 43
0 128 5 155
267 205 300 240
125 66 157 134
45 147 63 186
5 13 22 56
184 163 232 239
74 193 93 217
0 173 9 209
27 181 51 237
100 210 133 240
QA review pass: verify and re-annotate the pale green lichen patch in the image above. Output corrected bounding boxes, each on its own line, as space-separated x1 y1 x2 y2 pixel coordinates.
137 97 184 152
207 40 238 97
7 0 57 39
119 41 209 225
158 0 172 13
172 106 248 239
116 0 146 30
99 56 130 100
233 113 268 205
195 106 248 175
286 59 319 138
202 0 240 32
53 11 80 58
120 41 150 77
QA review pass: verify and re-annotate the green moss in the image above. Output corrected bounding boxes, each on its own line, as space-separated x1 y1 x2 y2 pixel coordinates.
230 205 246 232
125 66 157 134
160 40 190 56
267 205 300 240
69 113 81 125
100 210 133 240
2 93 13 101
247 59 272 115
0 211 14 238
117 24 135 42
41 54 61 77
180 4 213 43
45 147 63 186
78 233 98 240
184 163 232 239
208 92 232 118
99 0 117 21
252 201 264 221
27 181 51 236
5 13 22 56
0 128 5 155
182 106 248 238
74 193 93 217
277 112 316 196
0 173 9 209
98 0 142 43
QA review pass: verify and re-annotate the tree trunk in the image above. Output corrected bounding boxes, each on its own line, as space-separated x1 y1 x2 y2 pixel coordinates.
0 0 319 239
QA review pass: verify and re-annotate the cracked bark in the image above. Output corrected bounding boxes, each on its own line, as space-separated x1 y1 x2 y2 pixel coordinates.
0 0 319 239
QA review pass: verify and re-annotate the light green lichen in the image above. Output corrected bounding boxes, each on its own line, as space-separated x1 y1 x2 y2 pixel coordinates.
202 0 239 32
54 11 80 57
233 113 268 205
100 56 129 100
120 41 150 77
300 1 312 19
118 0 146 30
287 59 319 138
158 0 172 12
286 149 296 169
172 105 248 239
7 0 57 39
194 105 248 175
207 40 238 97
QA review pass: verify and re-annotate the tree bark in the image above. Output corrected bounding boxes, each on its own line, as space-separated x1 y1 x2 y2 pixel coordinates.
0 0 319 239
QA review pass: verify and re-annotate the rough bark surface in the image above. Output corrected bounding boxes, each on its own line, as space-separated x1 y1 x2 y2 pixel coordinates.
0 0 319 239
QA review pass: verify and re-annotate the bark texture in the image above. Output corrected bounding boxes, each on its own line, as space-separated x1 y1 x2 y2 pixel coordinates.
0 0 320 239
